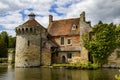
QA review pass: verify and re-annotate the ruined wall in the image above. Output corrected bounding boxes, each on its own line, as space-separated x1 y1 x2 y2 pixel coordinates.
108 48 120 64
79 12 92 63
8 48 15 64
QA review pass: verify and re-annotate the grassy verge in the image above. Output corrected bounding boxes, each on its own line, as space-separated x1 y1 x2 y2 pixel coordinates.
52 62 99 70
0 58 8 63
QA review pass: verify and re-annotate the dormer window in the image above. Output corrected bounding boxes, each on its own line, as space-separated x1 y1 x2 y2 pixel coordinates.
72 24 77 30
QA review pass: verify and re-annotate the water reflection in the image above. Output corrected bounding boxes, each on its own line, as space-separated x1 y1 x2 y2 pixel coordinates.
0 66 119 80
14 68 89 80
15 68 41 80
14 68 119 80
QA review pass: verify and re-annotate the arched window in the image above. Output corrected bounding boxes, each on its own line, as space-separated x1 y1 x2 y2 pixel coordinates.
22 28 24 33
30 28 32 32
26 28 28 32
28 40 30 46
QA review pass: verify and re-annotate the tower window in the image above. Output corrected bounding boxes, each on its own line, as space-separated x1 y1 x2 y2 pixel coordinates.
60 37 64 45
30 28 32 32
22 28 24 33
67 53 72 58
72 24 77 30
28 40 30 46
26 28 28 32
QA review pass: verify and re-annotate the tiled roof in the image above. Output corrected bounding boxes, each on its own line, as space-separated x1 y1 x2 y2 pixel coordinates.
48 18 80 36
18 19 42 28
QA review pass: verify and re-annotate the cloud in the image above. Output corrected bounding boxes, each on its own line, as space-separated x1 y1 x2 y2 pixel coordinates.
0 0 120 36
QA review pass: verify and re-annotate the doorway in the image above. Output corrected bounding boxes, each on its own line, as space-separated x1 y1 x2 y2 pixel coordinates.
62 56 66 63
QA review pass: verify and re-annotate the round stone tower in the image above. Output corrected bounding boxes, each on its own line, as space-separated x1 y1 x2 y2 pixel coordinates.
15 13 43 67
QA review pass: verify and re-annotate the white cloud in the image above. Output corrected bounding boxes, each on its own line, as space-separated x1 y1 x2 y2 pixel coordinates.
0 0 120 36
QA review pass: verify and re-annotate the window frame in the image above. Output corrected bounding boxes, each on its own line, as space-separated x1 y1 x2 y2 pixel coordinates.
67 53 72 58
67 39 72 45
28 40 30 46
72 24 77 30
60 36 64 45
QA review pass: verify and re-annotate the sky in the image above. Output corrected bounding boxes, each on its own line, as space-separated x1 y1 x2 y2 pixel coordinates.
0 0 120 36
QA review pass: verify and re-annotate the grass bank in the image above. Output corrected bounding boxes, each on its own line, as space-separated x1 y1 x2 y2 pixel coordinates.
52 62 99 70
0 58 8 63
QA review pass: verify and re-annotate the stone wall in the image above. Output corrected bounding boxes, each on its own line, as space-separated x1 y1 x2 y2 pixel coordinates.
42 52 51 65
108 48 120 65
52 51 81 63
8 48 15 64
15 33 41 67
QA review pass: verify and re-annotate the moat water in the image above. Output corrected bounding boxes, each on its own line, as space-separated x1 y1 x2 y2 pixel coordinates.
0 65 119 80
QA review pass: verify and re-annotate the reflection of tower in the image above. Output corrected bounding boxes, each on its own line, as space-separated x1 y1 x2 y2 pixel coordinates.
15 13 42 67
14 68 52 80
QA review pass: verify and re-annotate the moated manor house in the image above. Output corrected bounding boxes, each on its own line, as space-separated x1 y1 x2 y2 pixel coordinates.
15 12 92 67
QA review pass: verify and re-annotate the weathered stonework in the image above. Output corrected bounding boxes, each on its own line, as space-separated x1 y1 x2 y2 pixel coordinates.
8 49 15 64
15 30 41 67
15 12 92 67
15 13 43 67
107 48 120 66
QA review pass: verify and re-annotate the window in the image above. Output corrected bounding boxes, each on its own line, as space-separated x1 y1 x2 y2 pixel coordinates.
72 24 77 30
60 37 64 45
67 53 72 58
67 39 72 45
30 28 32 32
26 28 28 32
28 40 30 46
56 52 58 57
22 28 24 33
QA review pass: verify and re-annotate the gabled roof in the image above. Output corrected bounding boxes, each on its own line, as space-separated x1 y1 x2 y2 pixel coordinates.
48 18 80 36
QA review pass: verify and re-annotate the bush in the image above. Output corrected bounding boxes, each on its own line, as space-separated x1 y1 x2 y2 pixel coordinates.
115 70 120 80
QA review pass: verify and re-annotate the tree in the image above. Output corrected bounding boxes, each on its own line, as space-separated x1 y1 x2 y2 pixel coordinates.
8 36 16 48
0 31 16 58
0 31 9 48
83 21 117 65
0 37 7 57
116 25 120 47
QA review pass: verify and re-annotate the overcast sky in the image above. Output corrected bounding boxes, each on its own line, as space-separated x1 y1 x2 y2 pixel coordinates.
0 0 120 36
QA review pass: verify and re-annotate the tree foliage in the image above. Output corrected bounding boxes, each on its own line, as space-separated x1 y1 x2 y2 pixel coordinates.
0 31 16 58
83 21 117 65
116 25 120 46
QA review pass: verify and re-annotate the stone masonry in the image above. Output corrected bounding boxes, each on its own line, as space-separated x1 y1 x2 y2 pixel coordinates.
15 12 92 67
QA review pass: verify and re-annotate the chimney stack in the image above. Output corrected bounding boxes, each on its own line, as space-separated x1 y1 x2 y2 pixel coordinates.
80 11 85 22
49 15 53 23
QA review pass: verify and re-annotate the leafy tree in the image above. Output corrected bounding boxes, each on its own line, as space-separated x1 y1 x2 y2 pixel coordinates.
8 36 16 48
83 21 117 65
0 31 16 58
0 37 7 57
116 25 120 47
0 31 9 48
